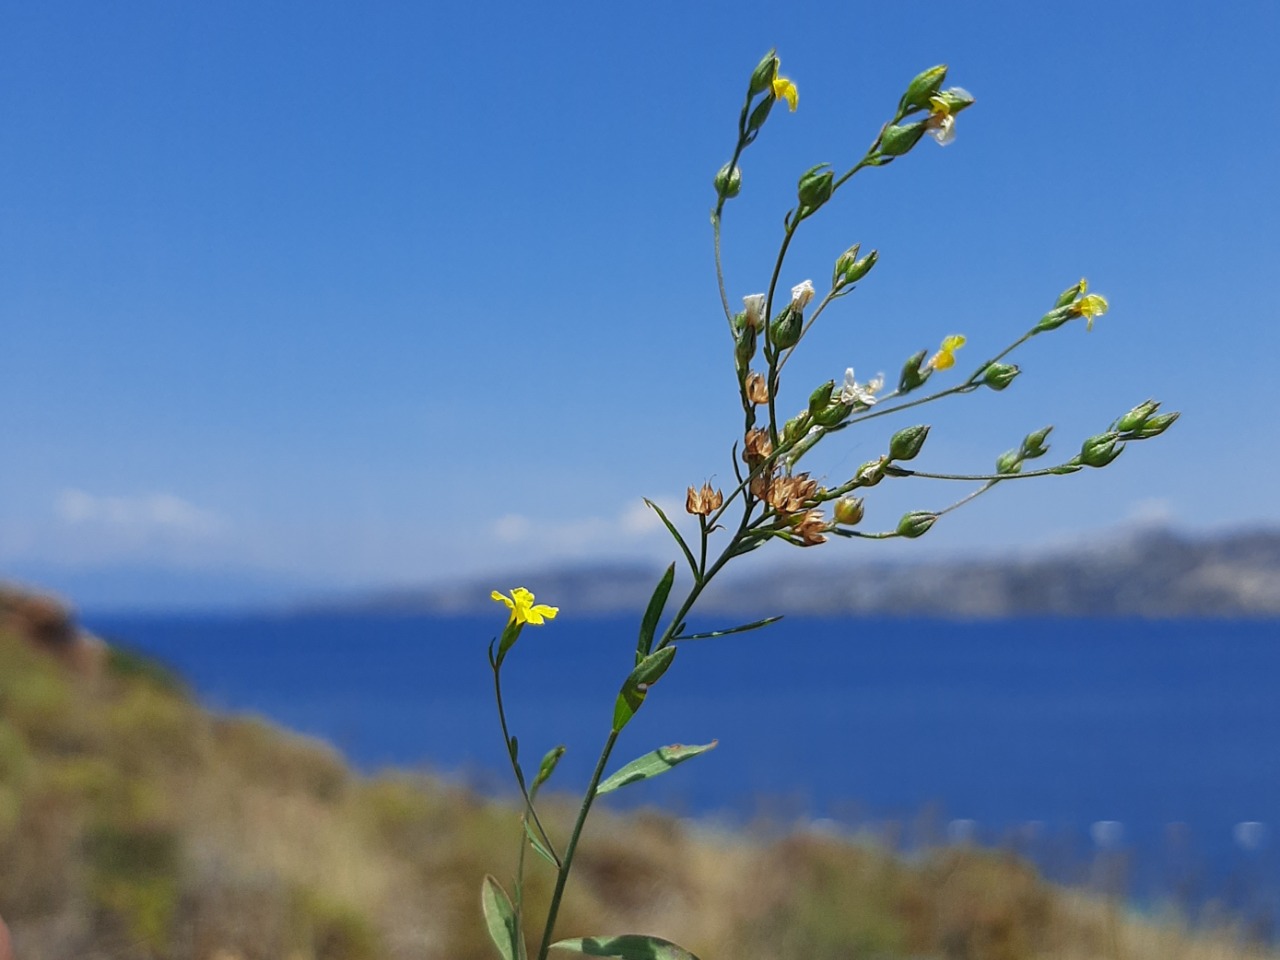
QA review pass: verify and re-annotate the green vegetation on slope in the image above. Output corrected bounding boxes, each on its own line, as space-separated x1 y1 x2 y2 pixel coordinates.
0 625 1273 960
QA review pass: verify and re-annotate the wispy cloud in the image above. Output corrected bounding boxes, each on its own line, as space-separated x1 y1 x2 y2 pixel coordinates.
488 495 683 558
54 489 222 538
1124 497 1175 528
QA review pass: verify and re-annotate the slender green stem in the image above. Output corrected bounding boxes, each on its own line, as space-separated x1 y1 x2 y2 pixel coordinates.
776 287 839 378
533 513 747 958
833 154 874 193
535 729 620 960
493 662 560 864
657 500 758 651
831 528 901 540
835 380 977 429
513 813 529 945
888 464 1075 482
938 480 998 514
830 328 1039 430
713 213 733 326
763 220 800 446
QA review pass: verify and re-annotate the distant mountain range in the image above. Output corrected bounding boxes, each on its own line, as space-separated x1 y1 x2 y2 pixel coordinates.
335 527 1280 619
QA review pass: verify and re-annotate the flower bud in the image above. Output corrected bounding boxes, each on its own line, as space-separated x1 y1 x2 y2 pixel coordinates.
897 511 938 539
1020 426 1053 460
748 51 779 96
879 121 927 157
1055 278 1087 309
855 457 887 488
844 249 878 285
1080 434 1124 468
981 362 1020 391
782 411 811 445
714 163 742 200
797 163 834 213
1136 411 1179 438
1114 399 1160 433
807 380 836 416
995 450 1022 475
770 309 803 349
746 95 774 137
833 496 865 526
833 244 861 288
898 349 931 394
1034 305 1073 333
889 424 930 462
898 64 948 115
533 745 565 791
812 399 853 428
932 87 975 116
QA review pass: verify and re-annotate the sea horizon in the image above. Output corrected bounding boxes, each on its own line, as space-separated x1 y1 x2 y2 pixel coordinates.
87 610 1280 916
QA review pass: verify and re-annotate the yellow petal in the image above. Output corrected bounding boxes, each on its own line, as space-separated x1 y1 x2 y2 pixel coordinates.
528 603 559 624
1078 294 1109 318
942 334 967 351
929 349 956 370
772 76 799 111
491 590 515 610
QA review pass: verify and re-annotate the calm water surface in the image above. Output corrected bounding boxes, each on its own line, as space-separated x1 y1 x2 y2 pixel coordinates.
88 612 1280 911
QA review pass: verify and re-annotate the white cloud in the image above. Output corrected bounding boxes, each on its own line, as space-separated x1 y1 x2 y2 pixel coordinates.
1124 497 1175 528
492 513 534 543
54 489 222 537
486 495 686 557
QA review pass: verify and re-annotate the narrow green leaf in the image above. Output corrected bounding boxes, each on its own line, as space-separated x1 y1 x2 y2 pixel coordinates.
531 745 565 797
596 741 718 796
612 646 677 733
676 615 783 641
637 564 676 664
551 934 701 960
481 875 521 960
644 499 699 579
523 819 559 868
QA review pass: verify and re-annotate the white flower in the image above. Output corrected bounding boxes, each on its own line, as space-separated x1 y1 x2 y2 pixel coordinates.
839 367 884 406
790 280 815 310
742 293 767 330
927 113 956 145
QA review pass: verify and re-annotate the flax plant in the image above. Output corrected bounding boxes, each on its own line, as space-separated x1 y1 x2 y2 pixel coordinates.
480 52 1177 960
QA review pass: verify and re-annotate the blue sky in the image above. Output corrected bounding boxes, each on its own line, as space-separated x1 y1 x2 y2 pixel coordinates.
2 2 1277 607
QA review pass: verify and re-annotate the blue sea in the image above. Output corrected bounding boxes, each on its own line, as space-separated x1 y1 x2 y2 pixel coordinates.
87 612 1280 918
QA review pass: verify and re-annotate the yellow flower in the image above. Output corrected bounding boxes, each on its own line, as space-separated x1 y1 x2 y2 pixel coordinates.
928 334 967 371
1074 293 1110 331
491 587 558 626
772 75 799 111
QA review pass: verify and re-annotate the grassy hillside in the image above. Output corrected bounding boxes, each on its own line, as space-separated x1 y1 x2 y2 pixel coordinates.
0 623 1274 960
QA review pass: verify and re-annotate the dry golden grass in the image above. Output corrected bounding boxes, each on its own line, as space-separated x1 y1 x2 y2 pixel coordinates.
0 627 1275 960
